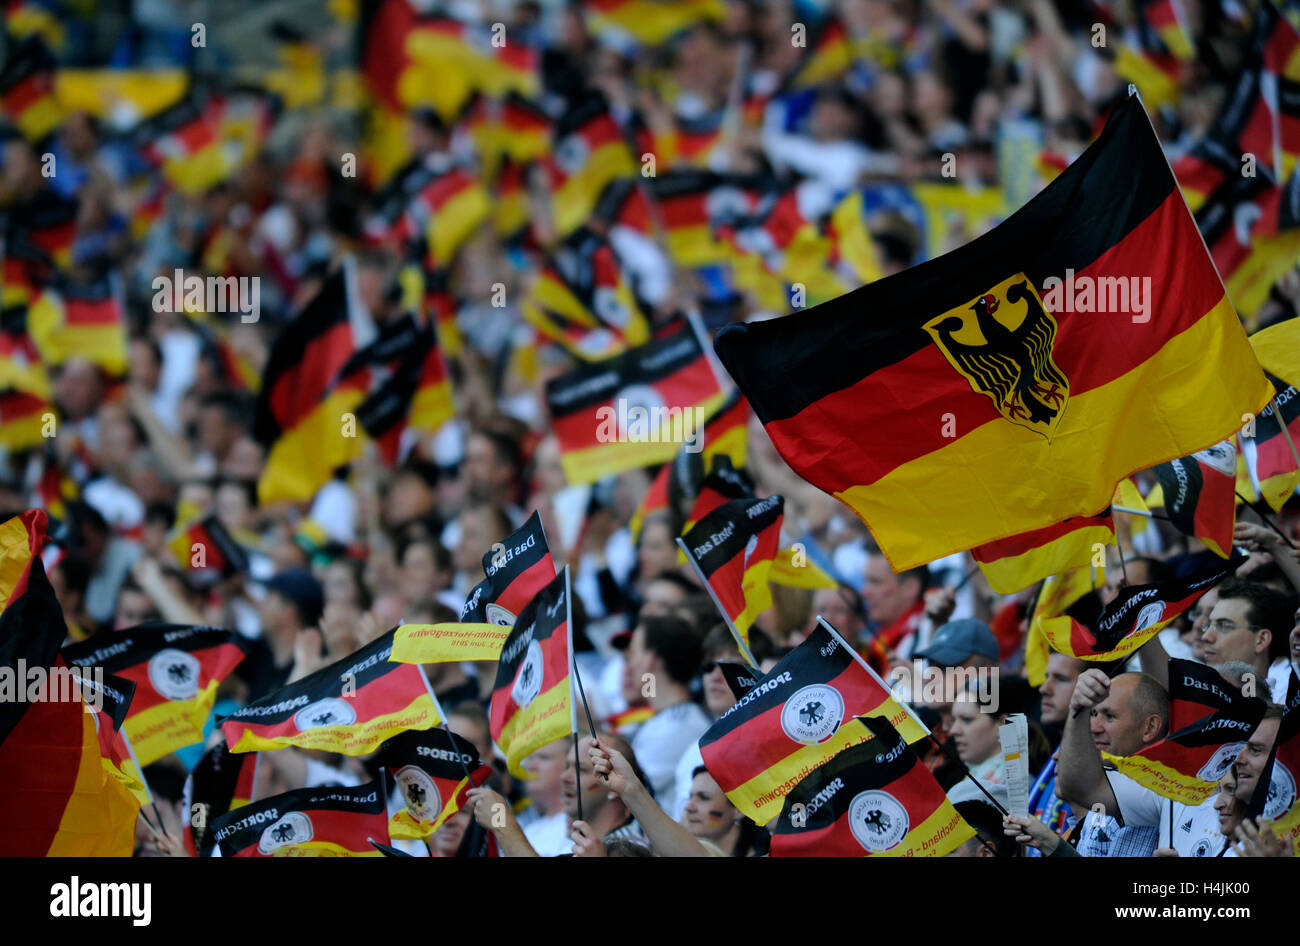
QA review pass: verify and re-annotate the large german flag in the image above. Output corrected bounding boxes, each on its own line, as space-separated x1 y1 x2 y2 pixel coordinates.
679 494 783 645
377 728 492 839
0 512 139 856
222 627 441 756
1151 438 1237 557
212 781 388 857
489 569 573 779
546 94 636 238
699 620 925 825
546 323 728 485
253 266 372 504
971 507 1115 595
181 741 260 856
770 715 974 857
392 510 555 664
1250 376 1300 512
715 94 1274 572
63 624 248 766
1107 659 1267 804
1040 555 1242 665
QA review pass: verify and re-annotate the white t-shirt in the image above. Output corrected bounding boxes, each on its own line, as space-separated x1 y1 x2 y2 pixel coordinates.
1107 768 1164 827
630 701 713 817
522 810 571 857
1159 794 1229 858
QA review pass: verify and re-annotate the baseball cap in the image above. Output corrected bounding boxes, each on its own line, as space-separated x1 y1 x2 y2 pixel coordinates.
917 618 998 667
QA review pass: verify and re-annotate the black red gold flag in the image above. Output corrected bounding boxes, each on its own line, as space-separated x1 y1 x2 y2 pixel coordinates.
489 569 573 779
376 728 492 839
221 627 440 755
63 624 248 765
1151 438 1237 557
714 94 1273 572
392 510 556 664
252 266 372 503
1039 555 1243 664
971 508 1115 595
0 513 138 856
212 781 388 857
1258 674 1300 852
699 620 925 825
1250 377 1300 512
769 715 974 857
546 322 729 485
679 494 783 645
1107 659 1267 804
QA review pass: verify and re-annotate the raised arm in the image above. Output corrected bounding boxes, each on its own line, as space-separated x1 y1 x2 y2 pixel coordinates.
589 744 712 857
465 786 538 857
1055 669 1121 816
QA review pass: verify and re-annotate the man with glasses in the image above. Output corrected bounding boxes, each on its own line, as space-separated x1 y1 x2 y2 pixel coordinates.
1201 580 1293 703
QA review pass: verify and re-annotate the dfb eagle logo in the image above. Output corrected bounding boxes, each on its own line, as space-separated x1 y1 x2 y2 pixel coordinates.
799 701 824 727
924 276 1070 439
862 808 892 836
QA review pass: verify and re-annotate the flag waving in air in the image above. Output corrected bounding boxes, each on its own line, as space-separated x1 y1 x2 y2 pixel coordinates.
221 627 441 756
679 494 784 651
971 508 1116 595
0 511 139 856
1039 555 1243 664
392 510 556 664
212 781 389 857
1107 659 1268 804
546 322 728 485
770 715 974 857
1151 438 1238 557
377 728 492 839
62 624 248 766
1248 377 1300 512
489 569 574 779
699 619 926 826
714 93 1274 572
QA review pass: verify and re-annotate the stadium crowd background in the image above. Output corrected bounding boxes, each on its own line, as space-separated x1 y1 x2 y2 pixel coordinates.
2 0 1299 857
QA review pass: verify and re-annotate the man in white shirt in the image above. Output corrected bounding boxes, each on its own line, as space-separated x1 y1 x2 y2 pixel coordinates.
1057 668 1168 857
624 615 712 817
